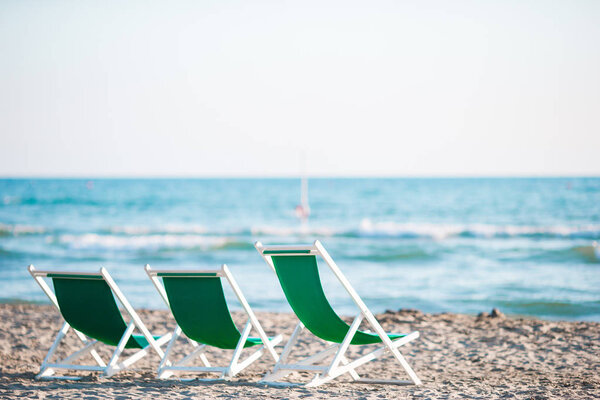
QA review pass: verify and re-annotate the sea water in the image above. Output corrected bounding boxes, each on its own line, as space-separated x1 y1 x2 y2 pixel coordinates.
1 178 599 320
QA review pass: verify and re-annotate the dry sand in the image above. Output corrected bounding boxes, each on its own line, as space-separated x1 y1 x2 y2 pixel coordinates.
0 303 598 399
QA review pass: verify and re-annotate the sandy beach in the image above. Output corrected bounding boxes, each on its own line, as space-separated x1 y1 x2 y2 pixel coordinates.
0 304 598 399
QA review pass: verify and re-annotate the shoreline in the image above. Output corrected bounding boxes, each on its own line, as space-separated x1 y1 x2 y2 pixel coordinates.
1 303 598 399
2 298 596 323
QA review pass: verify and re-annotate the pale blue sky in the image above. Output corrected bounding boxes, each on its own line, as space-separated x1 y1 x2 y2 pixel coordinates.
1 0 599 177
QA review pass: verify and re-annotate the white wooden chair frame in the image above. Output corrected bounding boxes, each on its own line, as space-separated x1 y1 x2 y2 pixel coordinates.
28 265 172 380
145 264 282 380
255 240 422 387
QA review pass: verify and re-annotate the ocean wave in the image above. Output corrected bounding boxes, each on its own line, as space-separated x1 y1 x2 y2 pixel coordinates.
0 223 46 236
355 219 600 240
250 225 337 237
12 197 103 206
104 224 337 237
107 224 208 235
99 220 600 240
351 249 435 262
491 244 600 264
56 234 239 251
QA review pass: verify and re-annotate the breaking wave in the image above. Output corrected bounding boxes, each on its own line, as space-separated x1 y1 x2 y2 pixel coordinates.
250 225 337 237
56 234 242 251
354 219 600 240
107 224 208 235
99 221 600 241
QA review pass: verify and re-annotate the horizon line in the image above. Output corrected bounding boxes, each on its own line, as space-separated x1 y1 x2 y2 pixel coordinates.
1 174 599 180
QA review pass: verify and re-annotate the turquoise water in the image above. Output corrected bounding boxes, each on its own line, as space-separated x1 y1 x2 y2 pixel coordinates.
1 178 599 320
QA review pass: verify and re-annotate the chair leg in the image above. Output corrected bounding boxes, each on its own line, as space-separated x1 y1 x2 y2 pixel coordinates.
383 334 422 385
176 343 209 367
230 334 283 378
199 352 211 367
58 340 101 365
150 309 281 380
183 337 211 366
158 325 182 379
37 323 110 380
309 332 421 387
262 330 420 387
261 321 304 382
158 328 236 380
223 264 281 363
71 330 105 367
114 332 172 373
225 321 283 378
224 320 252 378
103 321 135 377
37 322 70 379
340 355 360 381
360 309 422 385
387 348 421 385
262 316 364 386
326 314 362 375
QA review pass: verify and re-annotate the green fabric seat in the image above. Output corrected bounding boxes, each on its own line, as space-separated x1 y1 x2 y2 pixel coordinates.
161 275 263 350
51 275 154 349
269 255 405 345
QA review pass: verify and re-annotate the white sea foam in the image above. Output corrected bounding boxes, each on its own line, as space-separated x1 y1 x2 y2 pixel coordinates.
250 225 337 237
109 224 207 235
358 219 461 239
57 222 600 248
357 219 600 239
57 234 230 251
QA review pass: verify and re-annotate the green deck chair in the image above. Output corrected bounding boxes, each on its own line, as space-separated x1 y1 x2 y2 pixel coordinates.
28 265 172 379
255 240 422 387
145 264 282 379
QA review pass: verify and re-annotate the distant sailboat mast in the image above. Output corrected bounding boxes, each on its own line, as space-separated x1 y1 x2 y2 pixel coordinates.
295 152 310 224
295 175 310 221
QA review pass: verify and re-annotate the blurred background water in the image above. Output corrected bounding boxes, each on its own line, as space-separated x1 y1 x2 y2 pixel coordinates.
1 177 599 320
